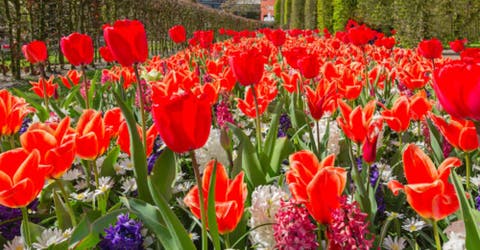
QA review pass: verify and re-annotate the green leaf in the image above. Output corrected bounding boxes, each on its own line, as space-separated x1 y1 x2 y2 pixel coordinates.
121 197 175 249
451 171 480 250
426 118 444 165
207 161 221 250
228 123 266 187
69 209 127 249
100 146 120 177
147 178 197 250
150 148 177 201
268 137 293 177
61 84 81 109
263 102 282 158
12 88 49 121
114 91 152 203
21 221 45 247
53 191 72 230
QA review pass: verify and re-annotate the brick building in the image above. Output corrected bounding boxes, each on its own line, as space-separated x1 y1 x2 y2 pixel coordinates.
260 0 275 22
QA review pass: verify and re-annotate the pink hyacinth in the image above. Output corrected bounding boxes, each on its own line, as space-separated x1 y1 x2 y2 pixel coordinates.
273 200 318 250
216 98 234 129
328 196 373 250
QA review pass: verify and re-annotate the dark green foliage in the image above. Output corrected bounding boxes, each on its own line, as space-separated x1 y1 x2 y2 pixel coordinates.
317 0 334 31
274 0 283 26
284 0 293 27
333 0 357 31
304 0 317 29
290 0 305 28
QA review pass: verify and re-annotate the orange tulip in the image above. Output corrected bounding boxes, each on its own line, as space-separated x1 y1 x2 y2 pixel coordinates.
0 148 51 208
75 109 114 160
0 89 34 136
305 79 337 120
409 90 432 121
336 100 376 144
30 76 57 98
388 144 460 220
20 117 76 179
429 113 478 152
381 96 411 132
59 70 82 89
286 150 347 224
118 121 157 156
184 160 247 234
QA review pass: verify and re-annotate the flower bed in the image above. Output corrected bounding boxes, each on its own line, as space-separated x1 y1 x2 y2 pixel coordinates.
0 19 479 249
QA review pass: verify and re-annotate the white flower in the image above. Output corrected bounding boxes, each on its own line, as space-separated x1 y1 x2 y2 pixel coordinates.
173 181 194 194
402 217 427 232
62 168 83 181
470 175 480 187
311 116 341 156
95 156 106 170
248 185 289 249
121 177 137 194
71 190 93 202
32 228 72 249
378 163 395 182
3 236 25 250
385 211 404 220
195 128 229 170
383 235 406 250
94 177 114 197
115 156 134 174
189 232 200 241
443 232 466 250
74 180 89 191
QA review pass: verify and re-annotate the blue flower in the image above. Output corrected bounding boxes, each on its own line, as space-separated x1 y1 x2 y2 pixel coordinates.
98 214 144 250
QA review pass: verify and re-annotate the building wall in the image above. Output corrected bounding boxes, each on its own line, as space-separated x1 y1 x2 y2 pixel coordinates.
260 0 275 22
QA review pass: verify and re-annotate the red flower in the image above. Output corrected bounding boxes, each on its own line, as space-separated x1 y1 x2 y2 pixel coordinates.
237 86 269 118
30 76 57 98
337 100 376 144
347 25 377 47
229 47 265 86
388 144 460 221
418 38 443 59
362 119 383 164
60 32 94 66
305 80 336 120
152 89 211 153
297 54 320 79
22 40 47 64
0 148 51 208
0 90 34 136
430 113 478 152
433 60 480 120
267 29 286 47
75 109 114 160
168 25 187 44
286 150 347 224
381 96 411 133
118 122 157 156
193 30 214 49
59 70 82 89
409 90 432 121
20 117 76 178
449 39 467 53
104 19 148 67
460 48 480 63
282 46 307 69
99 46 115 63
184 160 247 234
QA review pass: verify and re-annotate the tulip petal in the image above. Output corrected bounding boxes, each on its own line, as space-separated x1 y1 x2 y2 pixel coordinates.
403 144 437 184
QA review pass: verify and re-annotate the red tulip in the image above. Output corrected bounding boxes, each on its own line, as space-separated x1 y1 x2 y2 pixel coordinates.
30 76 57 99
152 89 211 153
297 54 320 79
104 19 148 67
305 80 336 120
449 39 467 53
104 107 124 138
336 100 376 144
362 119 383 164
118 122 157 156
433 60 480 120
193 30 214 49
75 109 114 160
237 86 269 118
388 144 460 221
20 117 76 178
59 70 82 89
381 96 411 133
0 148 51 208
267 29 286 47
409 90 432 121
347 25 376 47
286 150 347 224
429 113 478 152
184 160 247 234
282 46 307 69
22 40 47 64
460 48 480 63
99 46 115 63
0 89 34 136
418 38 443 59
168 25 187 44
229 47 265 86
60 32 94 66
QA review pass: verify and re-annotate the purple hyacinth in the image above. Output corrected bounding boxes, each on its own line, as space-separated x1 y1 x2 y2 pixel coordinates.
98 214 144 250
476 188 480 211
147 136 163 174
369 165 385 214
356 156 363 172
18 117 32 135
277 113 291 138
0 199 39 240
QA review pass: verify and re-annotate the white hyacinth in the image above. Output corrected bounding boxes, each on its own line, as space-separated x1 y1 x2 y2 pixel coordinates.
248 185 289 249
311 115 341 156
442 232 466 250
195 128 229 171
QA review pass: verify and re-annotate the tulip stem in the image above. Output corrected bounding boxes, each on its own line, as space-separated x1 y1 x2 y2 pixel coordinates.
251 87 263 153
466 152 472 191
21 207 32 248
432 220 442 250
81 65 89 109
316 120 321 156
55 180 77 226
190 150 208 250
133 63 147 150
39 63 49 110
91 160 100 189
317 224 324 250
